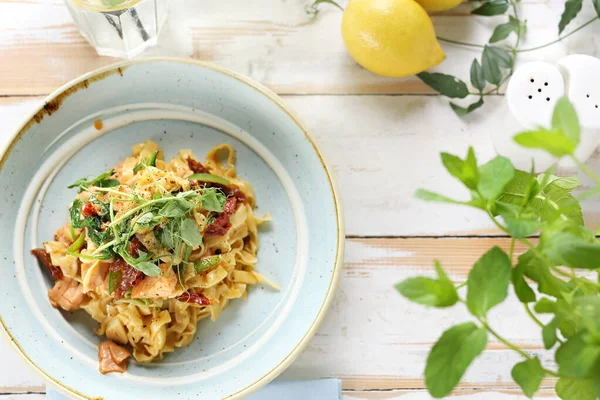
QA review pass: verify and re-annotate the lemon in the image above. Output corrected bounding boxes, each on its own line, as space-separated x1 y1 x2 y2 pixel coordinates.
341 0 445 77
414 0 463 12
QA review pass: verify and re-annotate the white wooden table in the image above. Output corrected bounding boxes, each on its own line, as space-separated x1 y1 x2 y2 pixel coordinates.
2 0 599 398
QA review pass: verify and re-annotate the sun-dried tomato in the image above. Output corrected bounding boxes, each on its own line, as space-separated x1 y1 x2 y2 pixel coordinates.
176 292 211 306
129 236 146 257
212 183 246 203
187 158 209 174
31 248 64 280
204 197 237 237
81 201 99 217
109 258 144 300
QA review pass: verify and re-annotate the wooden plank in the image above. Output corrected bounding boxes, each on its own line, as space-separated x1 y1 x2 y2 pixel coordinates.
0 0 599 95
0 238 560 393
343 388 559 399
1 96 599 236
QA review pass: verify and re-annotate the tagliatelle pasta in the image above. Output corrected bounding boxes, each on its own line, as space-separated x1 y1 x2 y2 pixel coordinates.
32 140 277 373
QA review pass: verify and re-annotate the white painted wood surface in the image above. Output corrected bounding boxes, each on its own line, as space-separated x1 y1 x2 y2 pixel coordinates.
1 0 599 398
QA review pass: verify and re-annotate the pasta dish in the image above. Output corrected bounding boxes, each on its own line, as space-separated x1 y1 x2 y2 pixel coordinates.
31 140 274 373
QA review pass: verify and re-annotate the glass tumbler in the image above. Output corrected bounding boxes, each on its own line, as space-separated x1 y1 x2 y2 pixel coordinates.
65 0 169 59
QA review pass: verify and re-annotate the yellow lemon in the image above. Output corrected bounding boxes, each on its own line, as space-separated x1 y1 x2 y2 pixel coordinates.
414 0 463 12
341 0 445 77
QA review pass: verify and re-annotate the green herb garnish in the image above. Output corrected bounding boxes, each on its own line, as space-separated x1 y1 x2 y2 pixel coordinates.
67 232 86 253
108 270 122 295
397 98 600 400
68 170 119 192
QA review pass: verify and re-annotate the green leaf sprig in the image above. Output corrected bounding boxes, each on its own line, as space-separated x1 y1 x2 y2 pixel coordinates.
399 98 600 400
420 0 600 115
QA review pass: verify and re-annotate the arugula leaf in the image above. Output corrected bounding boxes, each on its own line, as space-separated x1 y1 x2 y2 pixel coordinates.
180 218 202 247
514 129 576 157
472 0 509 16
477 156 514 199
552 97 580 145
396 261 458 307
470 59 486 92
108 270 122 295
425 322 488 398
559 0 583 34
68 170 119 192
201 188 226 212
136 212 154 225
482 46 503 85
556 377 596 400
467 247 512 317
450 98 485 116
511 357 546 398
441 149 479 190
194 255 221 272
556 334 600 378
417 72 470 99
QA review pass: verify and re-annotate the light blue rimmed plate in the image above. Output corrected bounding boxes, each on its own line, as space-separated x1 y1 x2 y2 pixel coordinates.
0 58 344 400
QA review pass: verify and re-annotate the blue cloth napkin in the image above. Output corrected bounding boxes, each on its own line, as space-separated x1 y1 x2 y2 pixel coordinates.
47 378 341 399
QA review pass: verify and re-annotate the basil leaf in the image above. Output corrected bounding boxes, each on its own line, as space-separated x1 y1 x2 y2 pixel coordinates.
194 255 221 272
425 322 488 398
477 156 514 199
417 72 470 99
470 59 486 92
522 251 571 298
201 188 226 212
486 46 513 68
482 46 503 85
552 97 580 145
556 334 600 378
70 199 84 228
489 20 518 43
396 261 458 307
132 261 161 277
441 149 479 190
511 357 545 398
574 296 600 336
180 219 202 247
108 270 122 295
559 0 583 34
450 98 484 116
556 377 596 400
514 129 576 157
415 189 466 205
472 0 508 15
542 231 600 269
466 247 511 317
542 318 558 349
512 260 536 303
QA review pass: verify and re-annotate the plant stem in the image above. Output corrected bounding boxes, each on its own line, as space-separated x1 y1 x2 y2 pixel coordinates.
456 281 467 289
518 17 599 52
509 238 516 261
524 303 544 329
436 37 486 49
480 319 530 359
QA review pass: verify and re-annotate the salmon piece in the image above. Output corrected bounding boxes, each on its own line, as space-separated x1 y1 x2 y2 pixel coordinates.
98 340 131 374
48 277 85 311
131 264 182 299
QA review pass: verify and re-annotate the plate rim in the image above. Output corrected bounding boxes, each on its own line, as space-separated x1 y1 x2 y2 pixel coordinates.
0 57 345 400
